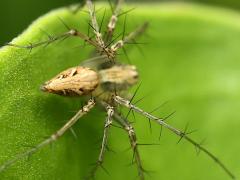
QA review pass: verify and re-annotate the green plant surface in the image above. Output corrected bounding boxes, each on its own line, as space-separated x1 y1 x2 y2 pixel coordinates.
0 2 240 180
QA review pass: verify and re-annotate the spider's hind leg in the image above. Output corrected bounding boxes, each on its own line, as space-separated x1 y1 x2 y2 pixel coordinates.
87 105 114 179
113 112 145 180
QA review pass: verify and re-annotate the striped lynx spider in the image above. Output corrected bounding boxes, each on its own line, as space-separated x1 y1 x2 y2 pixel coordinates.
0 0 235 179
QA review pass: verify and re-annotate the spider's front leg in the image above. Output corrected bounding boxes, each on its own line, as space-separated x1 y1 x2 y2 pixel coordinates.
0 98 96 173
6 28 99 51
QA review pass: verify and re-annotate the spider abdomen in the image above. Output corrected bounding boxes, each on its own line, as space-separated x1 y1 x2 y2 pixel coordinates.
41 66 99 96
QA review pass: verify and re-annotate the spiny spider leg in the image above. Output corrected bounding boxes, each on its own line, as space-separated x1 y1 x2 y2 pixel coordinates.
113 95 235 180
111 22 149 53
86 0 105 48
7 29 100 51
105 0 124 43
87 105 114 179
0 99 95 173
113 112 145 180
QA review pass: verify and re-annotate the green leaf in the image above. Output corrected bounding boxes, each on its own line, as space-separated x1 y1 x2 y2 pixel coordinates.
0 2 239 180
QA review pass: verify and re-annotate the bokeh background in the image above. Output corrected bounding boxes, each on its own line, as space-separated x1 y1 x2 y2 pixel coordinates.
0 0 240 180
1 0 240 46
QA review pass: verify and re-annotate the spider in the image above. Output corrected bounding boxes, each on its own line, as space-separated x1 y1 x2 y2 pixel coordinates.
0 0 235 179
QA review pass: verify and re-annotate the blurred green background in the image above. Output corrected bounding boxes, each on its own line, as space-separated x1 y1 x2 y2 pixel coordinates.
0 1 240 180
1 0 240 46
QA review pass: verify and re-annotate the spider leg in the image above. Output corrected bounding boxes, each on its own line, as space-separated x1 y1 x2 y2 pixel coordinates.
105 0 124 43
6 28 100 51
0 98 95 173
86 0 105 48
87 105 114 179
113 112 145 180
113 95 235 180
111 22 149 53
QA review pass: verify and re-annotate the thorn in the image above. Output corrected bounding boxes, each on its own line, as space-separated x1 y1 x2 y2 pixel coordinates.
122 47 132 64
195 138 206 155
106 145 116 153
87 21 97 32
99 8 106 33
118 7 136 17
105 32 122 48
99 164 110 175
122 15 127 40
70 127 78 140
39 28 53 40
56 35 70 45
125 108 132 120
163 111 176 121
186 129 198 135
177 133 184 144
149 101 168 114
57 17 71 30
177 122 190 144
137 143 161 146
158 125 163 141
148 118 152 134
133 95 148 105
130 82 142 103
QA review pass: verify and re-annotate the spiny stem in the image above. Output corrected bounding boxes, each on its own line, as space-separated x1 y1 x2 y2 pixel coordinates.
114 95 235 180
0 99 95 173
